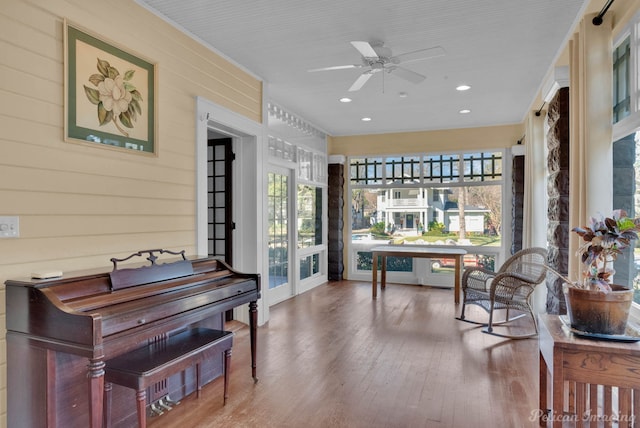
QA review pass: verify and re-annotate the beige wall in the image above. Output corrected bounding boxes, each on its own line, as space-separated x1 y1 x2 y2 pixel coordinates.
0 0 262 426
329 124 523 156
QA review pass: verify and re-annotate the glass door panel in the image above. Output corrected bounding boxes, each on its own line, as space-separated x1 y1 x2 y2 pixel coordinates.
268 170 292 303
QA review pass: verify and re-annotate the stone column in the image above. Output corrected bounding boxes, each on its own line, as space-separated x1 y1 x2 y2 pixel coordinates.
511 154 524 254
546 87 570 314
328 161 344 280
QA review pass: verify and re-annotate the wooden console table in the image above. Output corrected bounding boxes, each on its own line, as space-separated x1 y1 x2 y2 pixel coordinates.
538 313 640 427
371 245 466 303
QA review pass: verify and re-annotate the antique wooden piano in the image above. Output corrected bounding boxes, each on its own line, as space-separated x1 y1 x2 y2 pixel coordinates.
5 249 260 428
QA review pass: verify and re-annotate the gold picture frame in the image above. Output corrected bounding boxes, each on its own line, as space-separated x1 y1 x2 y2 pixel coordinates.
64 20 157 155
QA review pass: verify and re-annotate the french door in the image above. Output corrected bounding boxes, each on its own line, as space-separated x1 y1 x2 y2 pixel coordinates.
207 138 233 262
208 137 235 321
267 168 293 303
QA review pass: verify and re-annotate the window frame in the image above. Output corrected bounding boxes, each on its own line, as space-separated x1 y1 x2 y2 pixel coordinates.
612 12 640 322
612 12 640 142
346 148 507 285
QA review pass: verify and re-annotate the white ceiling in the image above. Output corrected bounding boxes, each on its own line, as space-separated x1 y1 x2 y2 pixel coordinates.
138 0 589 136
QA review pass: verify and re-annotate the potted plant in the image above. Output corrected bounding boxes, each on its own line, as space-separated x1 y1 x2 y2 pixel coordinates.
552 209 640 334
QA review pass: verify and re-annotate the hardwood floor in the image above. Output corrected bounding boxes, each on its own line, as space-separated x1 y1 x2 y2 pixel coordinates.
148 280 542 428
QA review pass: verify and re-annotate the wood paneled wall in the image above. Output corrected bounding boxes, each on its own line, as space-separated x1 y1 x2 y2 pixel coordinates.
0 1 262 426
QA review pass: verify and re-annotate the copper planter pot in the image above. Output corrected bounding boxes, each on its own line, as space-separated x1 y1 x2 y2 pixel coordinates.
564 284 634 335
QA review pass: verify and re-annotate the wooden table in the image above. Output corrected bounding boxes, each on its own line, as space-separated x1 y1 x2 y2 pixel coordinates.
371 245 467 303
538 313 640 427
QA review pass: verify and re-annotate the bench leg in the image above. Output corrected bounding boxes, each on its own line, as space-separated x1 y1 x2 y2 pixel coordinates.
103 382 113 428
136 389 147 428
224 348 232 405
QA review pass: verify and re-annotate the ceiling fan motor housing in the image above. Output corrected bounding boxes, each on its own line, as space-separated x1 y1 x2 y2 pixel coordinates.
371 44 392 59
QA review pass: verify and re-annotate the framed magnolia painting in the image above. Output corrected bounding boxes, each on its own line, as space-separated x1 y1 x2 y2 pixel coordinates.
64 20 157 155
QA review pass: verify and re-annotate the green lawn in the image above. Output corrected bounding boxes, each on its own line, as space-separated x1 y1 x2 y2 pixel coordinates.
392 234 501 246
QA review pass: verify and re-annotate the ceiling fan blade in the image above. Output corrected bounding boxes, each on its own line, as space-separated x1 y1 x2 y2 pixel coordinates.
392 67 426 84
391 46 445 64
351 41 379 58
308 64 361 72
348 72 373 91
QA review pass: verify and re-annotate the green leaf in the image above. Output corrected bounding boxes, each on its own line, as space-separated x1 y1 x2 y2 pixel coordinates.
130 89 143 102
107 66 119 79
123 82 136 92
83 86 101 105
97 58 110 76
127 103 137 122
130 99 142 116
129 103 139 120
120 111 133 128
88 74 105 86
98 104 112 126
122 112 135 128
124 70 135 81
618 217 635 231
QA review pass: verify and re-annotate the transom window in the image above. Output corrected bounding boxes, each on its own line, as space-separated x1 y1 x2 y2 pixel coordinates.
350 157 383 185
385 156 421 183
350 151 502 185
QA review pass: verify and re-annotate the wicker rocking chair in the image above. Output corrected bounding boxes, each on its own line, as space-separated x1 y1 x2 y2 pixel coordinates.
456 247 548 339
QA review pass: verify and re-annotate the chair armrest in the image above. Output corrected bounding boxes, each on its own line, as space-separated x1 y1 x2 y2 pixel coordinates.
462 266 496 291
489 271 540 300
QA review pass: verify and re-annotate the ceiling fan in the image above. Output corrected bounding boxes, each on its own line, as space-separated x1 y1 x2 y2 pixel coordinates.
308 41 445 92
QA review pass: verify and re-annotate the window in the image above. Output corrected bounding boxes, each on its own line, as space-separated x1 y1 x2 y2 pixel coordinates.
385 156 420 183
268 172 289 289
613 36 631 123
350 151 503 274
297 184 322 249
612 14 640 314
423 154 459 183
613 132 640 304
267 101 328 299
300 253 320 279
349 157 383 185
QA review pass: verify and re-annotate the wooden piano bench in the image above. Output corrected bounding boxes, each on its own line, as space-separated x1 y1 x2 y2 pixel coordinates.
103 327 234 428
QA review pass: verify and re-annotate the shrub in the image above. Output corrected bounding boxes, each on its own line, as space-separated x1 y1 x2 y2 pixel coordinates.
428 221 445 233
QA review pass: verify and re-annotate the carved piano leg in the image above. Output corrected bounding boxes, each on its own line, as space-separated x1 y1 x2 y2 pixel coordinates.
87 358 105 428
249 300 258 382
224 348 232 404
137 389 148 427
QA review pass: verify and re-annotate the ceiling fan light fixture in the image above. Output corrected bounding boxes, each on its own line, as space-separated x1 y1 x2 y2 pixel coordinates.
339 97 352 103
456 84 471 91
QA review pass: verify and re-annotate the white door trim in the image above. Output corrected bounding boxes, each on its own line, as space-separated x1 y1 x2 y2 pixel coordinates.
195 96 268 325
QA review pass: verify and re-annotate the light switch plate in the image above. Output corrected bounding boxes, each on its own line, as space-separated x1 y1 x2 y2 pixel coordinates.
0 216 19 238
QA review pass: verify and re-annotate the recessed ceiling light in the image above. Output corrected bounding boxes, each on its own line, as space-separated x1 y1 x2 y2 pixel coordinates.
459 109 471 114
340 97 352 103
456 85 471 91
361 117 372 122
398 92 408 98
